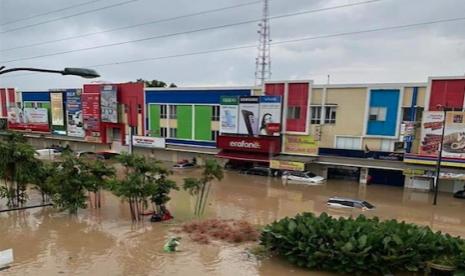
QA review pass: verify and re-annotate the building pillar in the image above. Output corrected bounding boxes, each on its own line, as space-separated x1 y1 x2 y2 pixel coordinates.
359 167 369 185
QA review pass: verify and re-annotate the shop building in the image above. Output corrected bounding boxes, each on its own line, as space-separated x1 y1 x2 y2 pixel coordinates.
139 87 253 162
404 76 465 193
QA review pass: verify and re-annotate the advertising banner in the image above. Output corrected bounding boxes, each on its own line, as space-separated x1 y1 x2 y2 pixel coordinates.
82 93 101 142
132 135 166 148
219 96 239 134
50 92 64 126
238 96 259 136
101 85 118 123
419 111 444 156
258 96 282 136
66 89 84 137
8 106 50 132
283 135 318 156
442 111 465 159
270 160 305 171
217 135 281 153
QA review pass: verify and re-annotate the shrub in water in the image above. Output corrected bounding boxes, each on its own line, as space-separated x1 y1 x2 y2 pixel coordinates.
260 213 465 275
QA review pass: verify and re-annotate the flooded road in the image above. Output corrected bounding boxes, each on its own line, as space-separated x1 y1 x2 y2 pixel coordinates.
1 168 465 275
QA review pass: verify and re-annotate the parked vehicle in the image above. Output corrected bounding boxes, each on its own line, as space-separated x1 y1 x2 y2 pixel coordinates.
35 148 61 159
240 166 279 177
327 197 375 210
224 160 252 171
76 151 97 159
282 171 325 184
96 151 120 160
173 162 195 169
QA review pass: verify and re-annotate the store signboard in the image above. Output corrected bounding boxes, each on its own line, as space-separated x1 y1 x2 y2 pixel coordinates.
50 92 64 126
238 96 259 136
219 96 239 134
132 135 166 148
8 107 50 132
283 135 318 156
270 160 305 171
66 89 84 137
217 135 281 153
258 96 282 136
419 111 444 156
442 111 465 159
101 85 118 123
82 93 101 142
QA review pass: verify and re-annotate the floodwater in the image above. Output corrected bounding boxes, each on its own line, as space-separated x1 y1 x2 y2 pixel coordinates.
1 167 465 276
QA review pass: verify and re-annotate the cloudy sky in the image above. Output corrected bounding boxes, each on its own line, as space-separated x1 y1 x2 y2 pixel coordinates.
0 0 464 90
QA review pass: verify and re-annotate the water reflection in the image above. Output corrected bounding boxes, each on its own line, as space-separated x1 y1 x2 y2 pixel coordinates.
1 169 465 275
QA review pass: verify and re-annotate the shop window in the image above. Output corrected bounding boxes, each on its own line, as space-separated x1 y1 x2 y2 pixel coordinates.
169 128 177 138
335 136 361 150
310 106 321 124
160 127 167 138
402 107 424 122
324 106 337 124
169 105 177 119
380 139 393 152
211 130 219 141
287 106 301 119
369 107 387 121
212 106 220 121
160 105 167 119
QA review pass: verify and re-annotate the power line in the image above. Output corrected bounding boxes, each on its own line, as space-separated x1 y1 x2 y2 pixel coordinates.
0 0 262 53
0 0 142 34
0 0 385 64
0 0 107 26
3 15 464 79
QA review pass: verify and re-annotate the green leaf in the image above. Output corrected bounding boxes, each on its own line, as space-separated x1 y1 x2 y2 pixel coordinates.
288 220 297 232
342 242 354 252
358 235 367 248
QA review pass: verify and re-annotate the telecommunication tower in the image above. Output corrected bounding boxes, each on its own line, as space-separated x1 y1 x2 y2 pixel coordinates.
254 0 271 85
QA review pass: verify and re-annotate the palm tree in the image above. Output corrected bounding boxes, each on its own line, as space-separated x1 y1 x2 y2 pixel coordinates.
183 159 223 216
0 132 37 207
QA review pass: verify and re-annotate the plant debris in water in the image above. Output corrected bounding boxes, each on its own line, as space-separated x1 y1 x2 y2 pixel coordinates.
180 219 260 244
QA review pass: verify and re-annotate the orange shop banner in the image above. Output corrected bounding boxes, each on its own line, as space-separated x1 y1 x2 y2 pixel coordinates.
270 160 305 171
283 135 318 156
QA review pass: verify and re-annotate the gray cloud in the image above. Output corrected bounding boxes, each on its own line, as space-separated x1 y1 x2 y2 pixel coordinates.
1 0 464 90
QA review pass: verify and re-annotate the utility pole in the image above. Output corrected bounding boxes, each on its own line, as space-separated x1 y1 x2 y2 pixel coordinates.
433 107 447 205
255 0 271 85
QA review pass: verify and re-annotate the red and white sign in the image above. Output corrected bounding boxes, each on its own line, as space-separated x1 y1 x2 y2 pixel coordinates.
132 136 165 149
8 107 50 132
217 135 281 153
82 93 101 142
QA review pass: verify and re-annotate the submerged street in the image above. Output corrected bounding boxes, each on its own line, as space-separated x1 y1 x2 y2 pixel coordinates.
1 167 465 276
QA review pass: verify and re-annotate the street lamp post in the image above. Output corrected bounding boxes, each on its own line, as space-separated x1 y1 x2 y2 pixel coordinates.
0 66 100 78
433 106 447 205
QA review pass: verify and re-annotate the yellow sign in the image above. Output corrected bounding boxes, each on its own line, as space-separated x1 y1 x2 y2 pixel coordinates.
270 160 305 171
283 135 318 156
50 93 64 126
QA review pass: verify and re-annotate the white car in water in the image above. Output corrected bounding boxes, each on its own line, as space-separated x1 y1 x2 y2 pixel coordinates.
35 148 61 159
327 197 375 210
282 171 325 184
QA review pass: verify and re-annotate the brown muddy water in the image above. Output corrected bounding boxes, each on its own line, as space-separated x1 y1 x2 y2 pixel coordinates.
1 167 465 276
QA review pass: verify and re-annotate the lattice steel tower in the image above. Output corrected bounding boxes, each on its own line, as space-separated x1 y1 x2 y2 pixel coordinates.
255 0 271 85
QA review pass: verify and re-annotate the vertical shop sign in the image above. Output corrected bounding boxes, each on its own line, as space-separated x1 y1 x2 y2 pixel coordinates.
66 89 84 137
82 93 101 142
258 96 282 136
419 111 444 156
238 96 259 136
101 85 118 123
442 111 465 159
219 96 239 134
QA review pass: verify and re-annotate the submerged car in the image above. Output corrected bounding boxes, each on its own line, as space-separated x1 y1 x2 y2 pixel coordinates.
282 171 325 184
240 166 279 177
96 151 120 160
35 148 61 159
173 162 195 169
327 197 375 210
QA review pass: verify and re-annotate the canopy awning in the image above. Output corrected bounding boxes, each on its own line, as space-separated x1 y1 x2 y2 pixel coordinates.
216 150 271 163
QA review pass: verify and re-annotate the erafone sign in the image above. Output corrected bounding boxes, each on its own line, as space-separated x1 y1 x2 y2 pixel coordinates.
217 135 281 153
229 140 261 149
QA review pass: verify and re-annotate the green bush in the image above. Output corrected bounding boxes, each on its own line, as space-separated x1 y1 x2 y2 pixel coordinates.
260 213 465 275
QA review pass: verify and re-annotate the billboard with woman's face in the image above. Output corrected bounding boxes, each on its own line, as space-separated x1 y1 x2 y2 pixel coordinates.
258 96 282 136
